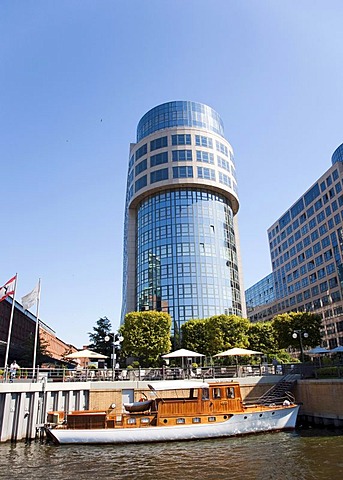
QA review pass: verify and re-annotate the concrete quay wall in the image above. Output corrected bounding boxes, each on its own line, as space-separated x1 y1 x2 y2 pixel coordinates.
295 379 343 427
0 377 342 442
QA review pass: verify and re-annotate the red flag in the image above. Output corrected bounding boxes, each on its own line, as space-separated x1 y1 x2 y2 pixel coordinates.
0 275 16 302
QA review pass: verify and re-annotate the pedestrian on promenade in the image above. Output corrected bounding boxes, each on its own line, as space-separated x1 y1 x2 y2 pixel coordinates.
9 360 20 382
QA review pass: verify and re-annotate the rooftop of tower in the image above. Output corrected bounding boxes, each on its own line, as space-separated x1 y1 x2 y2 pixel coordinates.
136 101 225 142
331 143 343 165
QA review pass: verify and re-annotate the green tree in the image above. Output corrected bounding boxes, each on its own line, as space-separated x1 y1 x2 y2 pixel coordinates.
248 321 279 355
247 321 294 363
181 314 250 357
272 312 322 351
88 316 112 360
181 319 208 354
206 314 250 357
120 311 172 367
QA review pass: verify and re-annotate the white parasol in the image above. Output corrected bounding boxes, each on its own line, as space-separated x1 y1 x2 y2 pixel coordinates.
65 349 108 359
214 347 263 357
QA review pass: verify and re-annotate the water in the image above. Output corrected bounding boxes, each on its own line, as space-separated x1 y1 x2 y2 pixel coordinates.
0 428 342 480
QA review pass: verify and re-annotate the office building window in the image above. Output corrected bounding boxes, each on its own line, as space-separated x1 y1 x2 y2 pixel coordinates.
150 136 168 151
172 134 191 145
172 166 193 178
172 150 192 161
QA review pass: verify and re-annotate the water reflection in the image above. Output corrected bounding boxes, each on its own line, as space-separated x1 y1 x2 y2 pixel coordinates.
0 429 342 480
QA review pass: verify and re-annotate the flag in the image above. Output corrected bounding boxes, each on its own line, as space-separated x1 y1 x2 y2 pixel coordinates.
22 283 39 310
0 275 16 303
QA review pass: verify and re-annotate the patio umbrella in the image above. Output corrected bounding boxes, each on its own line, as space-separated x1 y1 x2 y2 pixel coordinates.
162 348 204 370
329 345 343 353
307 346 330 355
65 349 108 359
162 348 205 358
214 347 263 357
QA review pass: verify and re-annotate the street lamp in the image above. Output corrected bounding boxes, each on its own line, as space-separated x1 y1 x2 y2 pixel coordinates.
105 333 124 380
292 329 309 363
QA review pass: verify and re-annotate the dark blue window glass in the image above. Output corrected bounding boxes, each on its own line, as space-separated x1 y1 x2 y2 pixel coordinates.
172 134 191 146
137 101 225 141
172 150 192 161
136 144 147 161
150 136 168 151
304 183 320 206
150 152 168 167
173 166 193 178
135 159 147 176
150 168 169 184
135 175 147 192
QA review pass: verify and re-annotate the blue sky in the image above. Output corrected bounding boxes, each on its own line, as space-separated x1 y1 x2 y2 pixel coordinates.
1 0 343 347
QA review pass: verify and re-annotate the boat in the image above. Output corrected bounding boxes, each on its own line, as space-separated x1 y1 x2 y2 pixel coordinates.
45 380 300 445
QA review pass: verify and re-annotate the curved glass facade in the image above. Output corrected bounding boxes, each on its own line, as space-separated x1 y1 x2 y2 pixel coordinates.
137 101 225 142
121 101 246 329
331 143 343 165
136 189 242 331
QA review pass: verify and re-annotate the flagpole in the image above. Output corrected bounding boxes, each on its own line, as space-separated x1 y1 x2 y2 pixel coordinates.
32 279 41 380
4 274 18 374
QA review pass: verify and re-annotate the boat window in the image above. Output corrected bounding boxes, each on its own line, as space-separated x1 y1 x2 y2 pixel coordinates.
227 387 235 399
127 418 136 425
176 418 185 424
208 416 216 422
202 388 209 400
213 388 221 399
190 388 198 399
140 418 150 424
192 417 201 423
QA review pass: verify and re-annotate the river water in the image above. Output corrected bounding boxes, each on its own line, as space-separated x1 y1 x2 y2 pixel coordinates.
0 427 342 480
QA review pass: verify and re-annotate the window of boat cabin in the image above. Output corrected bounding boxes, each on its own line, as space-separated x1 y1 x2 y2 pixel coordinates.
189 388 198 399
202 388 209 400
213 387 221 399
227 387 235 399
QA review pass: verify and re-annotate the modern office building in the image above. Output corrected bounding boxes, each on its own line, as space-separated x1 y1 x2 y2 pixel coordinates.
121 101 246 332
245 273 275 314
246 143 343 349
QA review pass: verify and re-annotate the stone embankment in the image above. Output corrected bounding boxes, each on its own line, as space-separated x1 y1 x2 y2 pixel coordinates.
0 376 342 442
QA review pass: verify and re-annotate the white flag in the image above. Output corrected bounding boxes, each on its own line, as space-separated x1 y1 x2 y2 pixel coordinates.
22 283 39 310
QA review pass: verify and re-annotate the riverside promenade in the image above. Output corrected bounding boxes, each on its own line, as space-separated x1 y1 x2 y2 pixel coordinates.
0 370 342 442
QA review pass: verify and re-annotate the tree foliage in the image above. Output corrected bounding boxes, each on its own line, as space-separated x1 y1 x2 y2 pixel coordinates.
88 316 113 360
120 311 172 367
272 312 322 350
181 314 250 357
247 321 279 355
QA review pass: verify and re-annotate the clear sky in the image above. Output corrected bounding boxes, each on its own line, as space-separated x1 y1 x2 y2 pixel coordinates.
1 0 343 347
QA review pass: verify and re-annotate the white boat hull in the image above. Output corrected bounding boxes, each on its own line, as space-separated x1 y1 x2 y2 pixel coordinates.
46 405 300 445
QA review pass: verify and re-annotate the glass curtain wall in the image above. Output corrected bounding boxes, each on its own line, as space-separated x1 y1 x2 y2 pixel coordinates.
136 188 242 332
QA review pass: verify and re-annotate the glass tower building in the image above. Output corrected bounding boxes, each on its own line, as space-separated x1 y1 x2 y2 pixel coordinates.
121 101 246 331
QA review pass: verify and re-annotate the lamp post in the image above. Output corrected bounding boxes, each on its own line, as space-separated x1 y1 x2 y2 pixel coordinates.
292 330 309 363
105 333 124 380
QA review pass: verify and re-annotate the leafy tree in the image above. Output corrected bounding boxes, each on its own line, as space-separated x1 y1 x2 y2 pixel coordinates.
88 316 113 361
120 311 172 367
181 318 208 354
248 321 279 355
206 314 250 357
272 312 322 351
181 314 250 357
247 321 295 363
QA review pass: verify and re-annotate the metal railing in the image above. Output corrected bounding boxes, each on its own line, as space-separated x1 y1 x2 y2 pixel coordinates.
2 362 341 383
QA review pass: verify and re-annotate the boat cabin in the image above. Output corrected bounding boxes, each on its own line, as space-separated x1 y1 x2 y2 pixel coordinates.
49 381 247 430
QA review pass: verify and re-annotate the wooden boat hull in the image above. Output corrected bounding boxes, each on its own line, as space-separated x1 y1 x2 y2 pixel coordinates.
46 404 300 445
